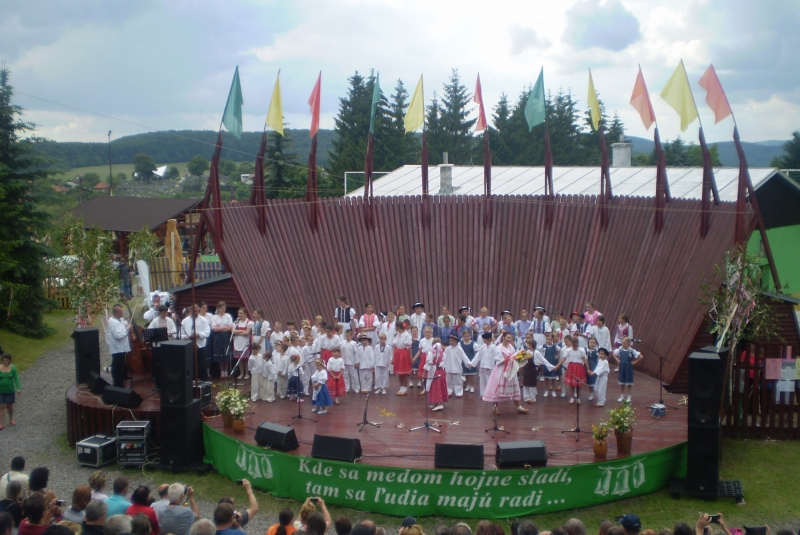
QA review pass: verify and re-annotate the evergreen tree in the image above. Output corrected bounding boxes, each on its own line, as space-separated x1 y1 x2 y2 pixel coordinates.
435 69 477 164
384 79 420 169
266 128 305 199
425 92 445 165
327 72 371 193
771 130 800 181
489 93 514 165
608 112 626 143
0 68 54 337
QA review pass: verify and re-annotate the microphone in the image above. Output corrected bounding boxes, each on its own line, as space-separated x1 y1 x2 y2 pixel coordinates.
632 339 643 343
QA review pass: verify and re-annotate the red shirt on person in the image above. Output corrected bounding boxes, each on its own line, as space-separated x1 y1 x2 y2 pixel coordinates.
126 503 160 535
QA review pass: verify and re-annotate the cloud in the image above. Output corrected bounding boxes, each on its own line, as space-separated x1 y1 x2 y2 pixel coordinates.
509 25 549 55
563 0 642 52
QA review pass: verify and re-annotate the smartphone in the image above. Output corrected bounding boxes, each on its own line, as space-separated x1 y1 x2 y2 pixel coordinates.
744 528 766 535
310 497 319 503
55 500 65 507
236 479 244 485
708 515 720 524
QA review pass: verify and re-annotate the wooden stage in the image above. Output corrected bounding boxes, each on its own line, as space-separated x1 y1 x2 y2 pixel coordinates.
68 369 687 469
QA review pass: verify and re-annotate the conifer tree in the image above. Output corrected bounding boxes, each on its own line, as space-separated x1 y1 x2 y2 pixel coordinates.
384 79 420 169
425 92 445 165
266 128 305 198
436 69 477 164
327 72 371 192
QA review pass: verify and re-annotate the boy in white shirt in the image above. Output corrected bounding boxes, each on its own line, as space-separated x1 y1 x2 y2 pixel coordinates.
261 351 278 402
355 334 375 393
590 315 612 353
470 332 500 396
373 333 392 395
339 329 359 393
248 343 265 402
443 333 473 397
589 348 611 406
301 334 318 395
274 343 289 399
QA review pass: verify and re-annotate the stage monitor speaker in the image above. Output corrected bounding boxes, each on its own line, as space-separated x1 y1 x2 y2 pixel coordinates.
72 328 100 385
311 434 362 463
496 440 547 468
102 386 143 408
688 349 728 427
88 370 109 394
159 340 194 407
255 422 299 451
686 425 721 498
434 443 484 470
160 399 204 468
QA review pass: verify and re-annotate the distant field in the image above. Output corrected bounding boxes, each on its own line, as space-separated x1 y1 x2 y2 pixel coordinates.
51 162 189 182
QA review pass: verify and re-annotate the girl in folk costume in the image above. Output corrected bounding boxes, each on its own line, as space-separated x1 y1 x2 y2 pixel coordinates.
457 306 478 336
395 304 409 324
301 335 318 395
373 333 392 395
559 336 588 404
438 316 457 351
584 301 602 327
392 320 413 395
410 326 421 386
514 309 532 349
261 350 278 402
459 328 479 393
355 333 375 393
340 329 359 393
613 336 643 402
499 311 516 340
423 338 448 411
530 308 551 361
474 307 497 334
326 348 346 404
210 301 234 374
556 317 570 344
570 311 590 350
232 308 254 379
379 311 396 374
612 313 634 372
408 302 427 336
482 333 530 414
285 346 305 401
248 343 265 402
443 333 473 397
589 348 611 407
269 321 284 353
318 324 343 365
521 334 557 403
311 315 325 338
274 343 289 399
358 303 381 346
251 308 271 352
335 296 358 333
311 359 333 415
414 326 435 394
422 313 440 339
584 336 600 401
541 333 562 397
470 332 501 396
549 310 563 333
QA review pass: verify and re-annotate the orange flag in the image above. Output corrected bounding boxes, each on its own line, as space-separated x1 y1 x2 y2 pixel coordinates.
630 66 656 130
474 73 488 132
308 72 322 138
698 64 733 124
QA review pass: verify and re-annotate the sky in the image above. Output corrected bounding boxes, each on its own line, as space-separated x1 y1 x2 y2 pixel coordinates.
2 0 799 146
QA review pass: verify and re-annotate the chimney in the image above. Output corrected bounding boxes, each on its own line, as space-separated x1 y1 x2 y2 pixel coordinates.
611 134 632 168
439 152 453 194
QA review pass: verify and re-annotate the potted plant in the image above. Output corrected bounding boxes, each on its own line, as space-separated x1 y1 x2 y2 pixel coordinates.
591 422 609 458
607 401 636 454
216 387 246 430
228 394 250 434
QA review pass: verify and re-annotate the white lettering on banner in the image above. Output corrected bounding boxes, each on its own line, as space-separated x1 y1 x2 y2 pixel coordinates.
236 444 274 480
594 459 646 496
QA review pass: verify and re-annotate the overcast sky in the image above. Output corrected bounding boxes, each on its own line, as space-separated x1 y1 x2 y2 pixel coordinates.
2 0 798 145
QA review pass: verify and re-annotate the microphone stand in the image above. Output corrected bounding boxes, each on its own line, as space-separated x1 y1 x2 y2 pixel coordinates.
357 387 380 431
560 366 592 442
630 338 678 410
409 365 441 433
225 321 243 389
289 353 319 426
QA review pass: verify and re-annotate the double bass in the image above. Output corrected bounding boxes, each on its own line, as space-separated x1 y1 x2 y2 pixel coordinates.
120 293 152 375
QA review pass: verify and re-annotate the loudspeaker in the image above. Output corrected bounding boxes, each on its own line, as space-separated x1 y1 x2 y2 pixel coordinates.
88 370 109 394
686 425 721 498
311 434 362 462
102 386 143 408
159 340 194 407
434 443 484 469
72 328 100 384
160 399 204 468
496 440 547 468
255 422 299 451
688 350 727 427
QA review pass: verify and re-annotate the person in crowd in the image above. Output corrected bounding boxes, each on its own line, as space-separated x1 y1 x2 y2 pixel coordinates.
0 354 21 429
0 512 12 535
423 338 448 412
158 484 199 535
618 515 641 535
559 336 588 405
599 521 616 535
530 308 551 356
410 326 421 387
327 348 346 404
61 486 91 523
359 303 381 346
474 307 497 335
564 520 586 535
541 333 561 397
143 294 162 323
438 316 457 352
401 518 417 534
27 467 52 497
149 484 169 520
518 522 538 535
275 342 290 399
335 297 358 334
402 527 424 535
126 486 159 535
452 524 473 535
19 494 59 535
261 350 278 403
335 517 352 535
520 336 540 404
392 321 413 395
0 481 23 527
285 340 305 401
589 348 611 407
211 302 234 376
106 304 133 387
311 359 333 415
104 515 132 535
181 305 211 381
354 522 376 535
318 325 342 365
585 338 600 401
355 334 375 393
79 500 107 535
413 327 435 392
131 514 152 535
584 302 602 327
0 457 27 496
248 343 265 402
373 333 392 395
459 329 478 394
191 519 217 535
590 316 612 353
265 508 295 535
217 479 257 530
305 512 328 535
471 332 499 397
613 337 643 403
606 528 624 535
613 314 634 350
88 472 107 502
338 329 358 394
570 313 590 350
514 310 532 349
483 333 529 414
118 258 133 299
443 334 472 398
292 497 329 531
408 303 426 340
251 308 271 352
231 308 253 380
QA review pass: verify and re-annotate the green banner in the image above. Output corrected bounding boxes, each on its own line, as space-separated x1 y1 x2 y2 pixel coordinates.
203 425 686 519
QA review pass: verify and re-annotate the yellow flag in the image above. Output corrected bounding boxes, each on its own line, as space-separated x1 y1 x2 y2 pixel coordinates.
404 75 425 133
266 70 284 136
588 69 601 131
660 60 698 132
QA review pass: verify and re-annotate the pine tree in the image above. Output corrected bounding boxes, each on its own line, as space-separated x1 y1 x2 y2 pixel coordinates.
436 69 477 164
384 79 420 169
489 93 514 165
266 128 305 199
425 92 445 165
327 72 371 192
608 112 626 143
0 68 54 337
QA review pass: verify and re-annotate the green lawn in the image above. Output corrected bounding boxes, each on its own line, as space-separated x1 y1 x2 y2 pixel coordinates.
51 162 189 182
0 309 76 372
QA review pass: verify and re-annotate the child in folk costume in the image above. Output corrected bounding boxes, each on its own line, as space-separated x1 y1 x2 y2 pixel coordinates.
326 348 346 404
318 324 343 364
584 301 602 327
613 336 643 402
589 348 611 406
457 306 478 336
274 343 289 399
460 329 479 393
392 320 413 395
232 308 253 379
444 333 473 397
521 334 557 403
423 338 448 411
474 307 497 334
251 308 271 352
570 311 590 350
355 333 375 393
499 311 516 340
285 349 305 401
423 313 440 340
261 350 278 402
408 302 426 338
414 326 435 393
483 333 530 414
269 322 284 353
585 336 600 401
410 326 421 387
373 333 392 395
515 310 532 349
248 343 265 402
379 312 397 374
438 316 457 351
612 314 634 372
549 310 563 334
541 333 562 397
301 334 318 395
530 308 551 379
589 315 612 353
395 304 409 324
340 329 359 393
559 336 588 404
471 332 501 397
358 303 381 346
311 359 333 415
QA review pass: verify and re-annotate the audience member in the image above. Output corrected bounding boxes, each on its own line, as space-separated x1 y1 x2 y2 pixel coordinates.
518 522 538 535
475 522 493 535
294 499 316 531
61 486 91 523
674 525 692 535
217 480 257 529
151 485 170 520
19 494 58 535
484 526 504 535
159 484 199 535
306 513 327 535
334 517 352 535
0 512 12 535
452 524 473 535
131 513 152 535
565 519 587 535
641 531 657 535
0 481 23 527
401 527 424 535
191 519 217 535
105 477 132 517
0 457 27 497
80 500 107 535
402 518 417 533
27 468 50 496
126 486 159 535
435 527 450 535
607 528 624 535
214 503 245 535
376 528 386 535
352 524 374 535
41 526 72 535
599 522 615 535
104 514 133 535
56 521 81 535
619 516 641 535
88 473 108 502
511 523 521 535
266 508 295 535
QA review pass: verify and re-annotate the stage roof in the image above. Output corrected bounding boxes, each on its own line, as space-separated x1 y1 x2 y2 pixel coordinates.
72 196 200 233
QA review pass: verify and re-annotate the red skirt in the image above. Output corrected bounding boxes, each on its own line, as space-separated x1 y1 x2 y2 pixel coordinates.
417 352 428 378
565 362 587 387
233 347 251 361
393 347 412 375
321 348 333 364
327 371 346 396
427 369 449 404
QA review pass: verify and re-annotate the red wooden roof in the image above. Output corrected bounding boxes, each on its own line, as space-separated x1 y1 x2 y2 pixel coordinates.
208 194 750 386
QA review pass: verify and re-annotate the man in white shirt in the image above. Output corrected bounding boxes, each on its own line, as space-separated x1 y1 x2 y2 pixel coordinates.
148 305 178 389
181 305 211 381
143 294 162 323
106 304 132 387
0 456 28 497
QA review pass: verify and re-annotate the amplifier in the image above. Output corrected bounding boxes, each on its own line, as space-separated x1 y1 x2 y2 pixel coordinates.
76 435 117 467
116 420 151 439
194 381 212 409
117 439 148 466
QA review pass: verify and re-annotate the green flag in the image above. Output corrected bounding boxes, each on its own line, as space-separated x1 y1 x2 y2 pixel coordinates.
525 67 546 131
222 66 244 139
369 72 381 134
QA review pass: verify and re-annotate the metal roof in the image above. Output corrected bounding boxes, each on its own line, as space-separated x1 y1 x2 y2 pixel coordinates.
71 196 201 233
347 165 786 202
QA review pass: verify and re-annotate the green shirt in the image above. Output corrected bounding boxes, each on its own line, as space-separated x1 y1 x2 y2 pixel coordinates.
0 366 20 394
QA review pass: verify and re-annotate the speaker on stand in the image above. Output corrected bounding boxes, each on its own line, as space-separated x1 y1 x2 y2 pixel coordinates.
72 328 100 384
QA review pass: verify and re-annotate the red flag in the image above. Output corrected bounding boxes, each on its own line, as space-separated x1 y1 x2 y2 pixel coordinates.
474 73 488 132
308 72 322 138
630 66 656 130
698 64 733 124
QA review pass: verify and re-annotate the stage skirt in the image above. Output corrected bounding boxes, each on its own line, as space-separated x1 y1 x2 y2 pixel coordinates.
321 349 333 364
543 352 560 379
211 331 230 362
427 369 449 405
482 362 521 402
232 347 251 362
417 352 428 379
586 354 598 386
619 361 635 386
462 362 477 375
327 372 346 396
313 384 333 407
564 362 587 387
393 347 412 375
521 358 538 387
287 375 304 397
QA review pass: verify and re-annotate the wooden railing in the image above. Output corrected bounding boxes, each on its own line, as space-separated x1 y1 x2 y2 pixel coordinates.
148 257 225 291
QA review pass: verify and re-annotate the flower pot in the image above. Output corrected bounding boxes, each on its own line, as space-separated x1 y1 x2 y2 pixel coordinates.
593 439 608 459
222 410 234 429
232 418 246 434
615 429 633 454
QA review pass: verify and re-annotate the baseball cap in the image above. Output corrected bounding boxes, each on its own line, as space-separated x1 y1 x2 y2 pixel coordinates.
618 514 641 532
402 517 417 528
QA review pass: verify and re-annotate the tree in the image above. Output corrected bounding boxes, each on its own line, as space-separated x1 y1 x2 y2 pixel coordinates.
0 68 54 337
133 152 156 180
187 155 210 177
433 69 477 164
167 166 180 179
266 128 306 199
384 78 420 169
770 130 800 180
608 112 625 143
218 158 238 178
327 71 371 193
489 93 514 165
238 161 255 175
82 172 101 188
425 92 445 165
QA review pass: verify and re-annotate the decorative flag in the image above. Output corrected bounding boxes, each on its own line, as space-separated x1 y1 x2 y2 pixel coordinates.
474 73 488 132
588 69 601 131
404 75 425 133
525 68 546 131
222 66 244 139
308 72 322 138
369 73 381 134
698 64 733 124
660 60 699 132
266 70 284 136
630 66 656 130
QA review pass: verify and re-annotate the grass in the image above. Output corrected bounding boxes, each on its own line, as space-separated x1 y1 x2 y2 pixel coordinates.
0 309 76 372
50 162 190 182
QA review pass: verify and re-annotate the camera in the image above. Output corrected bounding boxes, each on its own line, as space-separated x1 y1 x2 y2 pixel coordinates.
708 515 720 524
236 479 244 485
184 485 190 495
55 500 65 507
310 497 319 503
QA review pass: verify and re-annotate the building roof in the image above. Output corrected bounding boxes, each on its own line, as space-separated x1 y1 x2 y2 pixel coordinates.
71 196 200 233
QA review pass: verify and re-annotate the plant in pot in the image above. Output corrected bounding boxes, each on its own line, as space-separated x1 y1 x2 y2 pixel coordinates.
216 387 247 430
228 394 250 434
607 401 635 454
591 422 609 459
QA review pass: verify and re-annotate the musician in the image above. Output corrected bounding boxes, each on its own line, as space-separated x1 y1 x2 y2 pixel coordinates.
181 305 210 381
148 305 177 390
106 304 133 387
143 294 162 323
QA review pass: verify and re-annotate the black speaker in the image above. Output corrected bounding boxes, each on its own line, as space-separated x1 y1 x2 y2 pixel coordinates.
496 440 547 468
88 370 109 394
255 422 299 451
434 443 484 469
160 340 194 407
688 350 727 427
102 386 143 408
311 434 362 462
160 399 204 468
72 328 100 384
686 425 721 498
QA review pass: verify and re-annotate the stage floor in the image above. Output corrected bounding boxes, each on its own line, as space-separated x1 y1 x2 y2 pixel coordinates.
207 371 687 469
